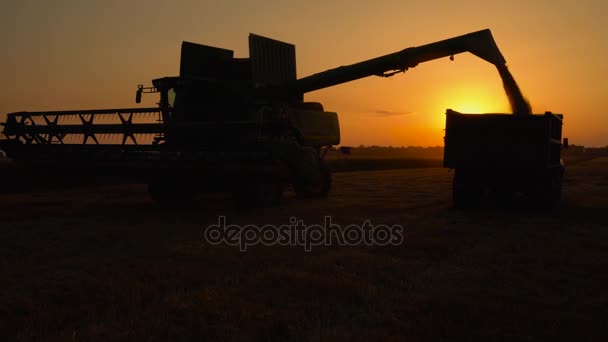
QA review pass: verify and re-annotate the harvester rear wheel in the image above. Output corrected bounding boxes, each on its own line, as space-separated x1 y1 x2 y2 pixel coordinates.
148 180 197 207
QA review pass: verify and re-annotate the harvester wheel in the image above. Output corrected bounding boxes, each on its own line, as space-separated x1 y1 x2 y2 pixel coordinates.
233 181 284 208
148 180 196 207
295 159 331 199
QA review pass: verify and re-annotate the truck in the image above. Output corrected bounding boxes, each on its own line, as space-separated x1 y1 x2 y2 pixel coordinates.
444 109 565 209
0 29 563 207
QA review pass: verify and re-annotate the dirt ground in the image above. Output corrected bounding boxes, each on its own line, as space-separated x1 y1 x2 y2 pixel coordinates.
1 158 607 341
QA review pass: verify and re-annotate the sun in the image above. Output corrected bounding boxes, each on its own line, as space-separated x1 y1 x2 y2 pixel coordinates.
425 84 509 133
434 84 509 114
448 102 490 114
442 92 504 114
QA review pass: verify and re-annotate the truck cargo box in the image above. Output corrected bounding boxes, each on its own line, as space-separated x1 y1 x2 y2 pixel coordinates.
444 109 563 170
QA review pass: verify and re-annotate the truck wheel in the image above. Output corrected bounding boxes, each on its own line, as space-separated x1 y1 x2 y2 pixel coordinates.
453 169 483 209
531 170 562 210
548 171 562 204
295 159 332 199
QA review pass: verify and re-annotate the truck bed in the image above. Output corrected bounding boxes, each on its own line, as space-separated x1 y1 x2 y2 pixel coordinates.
443 109 563 170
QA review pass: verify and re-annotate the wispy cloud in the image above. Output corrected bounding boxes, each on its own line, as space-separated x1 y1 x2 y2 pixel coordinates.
373 109 414 117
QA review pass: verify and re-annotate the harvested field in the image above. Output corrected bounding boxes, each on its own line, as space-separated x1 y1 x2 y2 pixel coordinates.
1 158 607 341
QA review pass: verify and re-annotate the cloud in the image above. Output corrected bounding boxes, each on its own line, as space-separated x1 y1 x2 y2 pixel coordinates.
373 109 414 117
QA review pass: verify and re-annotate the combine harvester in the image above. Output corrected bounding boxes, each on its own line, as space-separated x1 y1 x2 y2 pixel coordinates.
0 29 565 207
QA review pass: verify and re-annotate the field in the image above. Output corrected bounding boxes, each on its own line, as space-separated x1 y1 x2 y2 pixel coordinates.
1 156 607 341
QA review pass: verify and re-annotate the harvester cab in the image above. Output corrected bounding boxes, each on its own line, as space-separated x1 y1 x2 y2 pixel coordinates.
131 36 342 151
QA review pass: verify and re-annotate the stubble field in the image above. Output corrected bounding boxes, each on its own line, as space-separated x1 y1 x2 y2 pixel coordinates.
1 157 607 341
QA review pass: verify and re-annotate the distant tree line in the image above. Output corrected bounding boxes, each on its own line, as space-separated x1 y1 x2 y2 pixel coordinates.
328 144 608 160
563 145 608 157
328 145 444 159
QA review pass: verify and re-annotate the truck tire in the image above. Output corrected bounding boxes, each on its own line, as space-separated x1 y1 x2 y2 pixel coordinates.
453 168 483 209
530 169 562 210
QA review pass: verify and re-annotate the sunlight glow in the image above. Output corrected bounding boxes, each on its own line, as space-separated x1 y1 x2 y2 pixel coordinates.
422 84 510 138
434 85 509 115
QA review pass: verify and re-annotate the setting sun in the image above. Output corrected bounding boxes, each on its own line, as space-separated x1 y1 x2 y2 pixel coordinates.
435 84 511 115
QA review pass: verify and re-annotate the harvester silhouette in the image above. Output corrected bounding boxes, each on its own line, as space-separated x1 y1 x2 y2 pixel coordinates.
0 29 565 207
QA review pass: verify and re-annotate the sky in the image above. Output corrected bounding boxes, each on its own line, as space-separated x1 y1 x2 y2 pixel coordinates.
1 0 607 147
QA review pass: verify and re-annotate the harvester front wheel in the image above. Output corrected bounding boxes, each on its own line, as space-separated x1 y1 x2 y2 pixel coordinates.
295 159 332 199
233 181 284 208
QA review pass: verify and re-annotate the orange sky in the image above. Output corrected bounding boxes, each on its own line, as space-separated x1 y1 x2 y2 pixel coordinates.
2 0 607 147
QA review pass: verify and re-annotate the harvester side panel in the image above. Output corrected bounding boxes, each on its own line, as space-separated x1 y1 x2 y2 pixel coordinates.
249 34 297 87
180 41 238 79
289 110 340 147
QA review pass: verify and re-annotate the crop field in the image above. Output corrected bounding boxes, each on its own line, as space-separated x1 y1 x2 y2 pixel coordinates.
1 157 607 341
